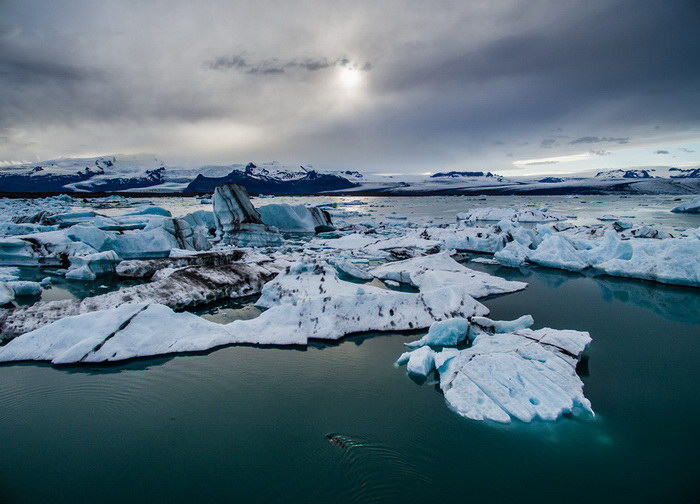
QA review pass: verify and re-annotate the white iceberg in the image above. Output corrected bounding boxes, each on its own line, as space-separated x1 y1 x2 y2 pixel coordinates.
439 328 592 422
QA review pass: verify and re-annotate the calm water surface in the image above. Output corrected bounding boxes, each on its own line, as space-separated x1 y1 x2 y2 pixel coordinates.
1 196 699 503
1 262 699 503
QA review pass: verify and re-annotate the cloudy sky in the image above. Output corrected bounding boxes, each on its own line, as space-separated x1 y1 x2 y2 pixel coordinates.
1 0 699 174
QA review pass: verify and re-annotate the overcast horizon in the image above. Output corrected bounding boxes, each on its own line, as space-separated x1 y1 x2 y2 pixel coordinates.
1 0 699 175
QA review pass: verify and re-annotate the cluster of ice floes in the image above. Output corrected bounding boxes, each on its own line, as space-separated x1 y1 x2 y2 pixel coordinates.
0 253 519 363
390 215 700 287
0 206 214 267
396 315 592 423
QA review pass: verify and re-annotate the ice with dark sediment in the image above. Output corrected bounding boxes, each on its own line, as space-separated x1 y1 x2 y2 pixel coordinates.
0 257 279 339
212 183 282 246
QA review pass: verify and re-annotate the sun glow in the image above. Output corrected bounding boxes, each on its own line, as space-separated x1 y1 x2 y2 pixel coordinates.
338 67 362 88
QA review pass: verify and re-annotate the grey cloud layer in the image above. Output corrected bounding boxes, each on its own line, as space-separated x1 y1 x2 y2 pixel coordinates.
0 0 698 171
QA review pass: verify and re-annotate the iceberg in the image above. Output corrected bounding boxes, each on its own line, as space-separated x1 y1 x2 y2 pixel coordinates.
65 251 121 280
258 203 334 233
494 240 530 267
439 328 592 423
671 196 700 214
0 282 14 305
395 316 592 423
212 184 282 246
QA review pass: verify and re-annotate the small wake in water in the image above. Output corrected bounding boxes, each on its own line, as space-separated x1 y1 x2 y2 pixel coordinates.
325 433 431 503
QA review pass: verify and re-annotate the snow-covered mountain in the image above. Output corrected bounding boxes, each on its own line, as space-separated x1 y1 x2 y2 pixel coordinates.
0 155 698 195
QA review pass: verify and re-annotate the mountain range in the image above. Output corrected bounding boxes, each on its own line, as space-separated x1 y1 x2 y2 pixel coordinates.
1 155 698 196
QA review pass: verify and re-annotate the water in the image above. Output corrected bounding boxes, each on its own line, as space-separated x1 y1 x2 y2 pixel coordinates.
0 196 699 503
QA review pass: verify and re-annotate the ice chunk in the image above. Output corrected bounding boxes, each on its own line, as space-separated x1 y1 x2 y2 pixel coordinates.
404 346 437 376
671 196 700 214
334 258 373 280
494 241 530 267
470 257 499 265
65 251 121 280
528 234 588 271
471 314 534 333
595 236 700 287
258 204 334 233
440 328 592 423
122 206 172 217
405 318 469 347
0 282 14 305
369 252 527 298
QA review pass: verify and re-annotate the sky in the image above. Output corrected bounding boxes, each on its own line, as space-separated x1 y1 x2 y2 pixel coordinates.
1 0 699 175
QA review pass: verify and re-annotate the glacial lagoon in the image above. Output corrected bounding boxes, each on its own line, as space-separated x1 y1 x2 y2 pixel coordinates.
0 195 698 503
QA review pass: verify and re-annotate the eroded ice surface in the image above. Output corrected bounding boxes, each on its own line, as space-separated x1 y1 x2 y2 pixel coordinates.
396 316 592 423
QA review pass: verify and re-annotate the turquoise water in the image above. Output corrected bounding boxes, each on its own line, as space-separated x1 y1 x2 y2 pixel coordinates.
1 260 698 503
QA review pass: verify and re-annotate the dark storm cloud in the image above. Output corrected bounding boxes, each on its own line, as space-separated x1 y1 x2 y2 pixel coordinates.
570 136 630 145
207 54 368 75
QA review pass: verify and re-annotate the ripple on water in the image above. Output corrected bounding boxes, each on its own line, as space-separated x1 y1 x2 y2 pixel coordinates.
322 433 432 503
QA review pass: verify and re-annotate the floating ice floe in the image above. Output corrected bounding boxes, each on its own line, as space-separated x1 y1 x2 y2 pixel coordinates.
0 278 490 363
396 316 592 423
0 281 42 306
456 207 565 223
258 203 334 233
671 196 700 214
368 252 527 298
